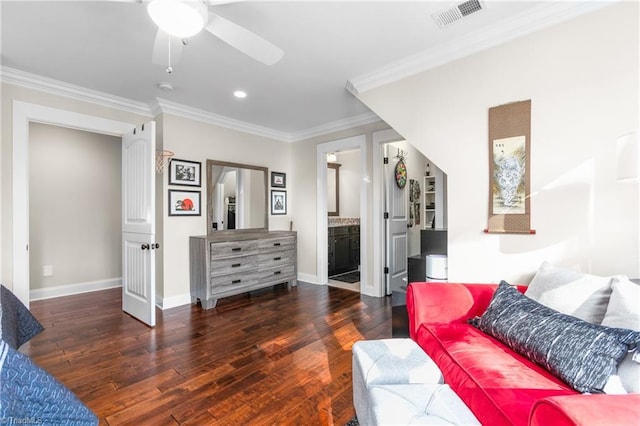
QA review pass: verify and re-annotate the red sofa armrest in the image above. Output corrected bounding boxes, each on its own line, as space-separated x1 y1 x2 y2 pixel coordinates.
530 394 640 426
406 283 526 339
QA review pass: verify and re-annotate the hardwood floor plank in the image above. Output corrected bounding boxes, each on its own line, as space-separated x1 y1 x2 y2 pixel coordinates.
26 282 392 425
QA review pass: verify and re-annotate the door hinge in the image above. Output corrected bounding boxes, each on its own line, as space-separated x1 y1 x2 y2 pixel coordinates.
384 212 389 219
383 157 389 165
384 267 389 274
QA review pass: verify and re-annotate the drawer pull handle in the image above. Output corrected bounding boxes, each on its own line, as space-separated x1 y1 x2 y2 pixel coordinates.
273 257 281 261
274 271 281 275
273 242 281 246
232 279 242 284
232 263 241 268
231 247 242 252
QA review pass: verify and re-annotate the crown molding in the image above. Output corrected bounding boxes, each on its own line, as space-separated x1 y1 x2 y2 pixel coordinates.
347 1 615 95
149 98 293 142
0 66 153 117
289 111 382 142
1 65 376 143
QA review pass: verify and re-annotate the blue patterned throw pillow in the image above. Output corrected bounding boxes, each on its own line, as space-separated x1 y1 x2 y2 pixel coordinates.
0 339 98 425
469 281 640 393
1 285 44 349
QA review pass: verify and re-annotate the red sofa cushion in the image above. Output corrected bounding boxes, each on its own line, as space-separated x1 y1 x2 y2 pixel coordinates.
415 322 576 426
530 394 640 426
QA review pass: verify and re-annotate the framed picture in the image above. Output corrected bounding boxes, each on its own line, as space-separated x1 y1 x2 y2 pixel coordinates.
169 159 201 187
169 190 201 216
271 171 286 188
271 190 287 215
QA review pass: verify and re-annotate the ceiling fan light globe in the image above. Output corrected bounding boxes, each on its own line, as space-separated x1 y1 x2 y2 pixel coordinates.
148 0 207 39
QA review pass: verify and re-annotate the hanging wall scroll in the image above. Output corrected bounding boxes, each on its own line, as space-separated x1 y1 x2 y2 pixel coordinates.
485 99 535 234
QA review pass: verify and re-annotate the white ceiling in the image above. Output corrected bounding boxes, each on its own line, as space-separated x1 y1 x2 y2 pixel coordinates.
0 1 609 141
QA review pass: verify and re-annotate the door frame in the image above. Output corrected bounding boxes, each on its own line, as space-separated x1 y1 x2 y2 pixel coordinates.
372 129 404 297
12 101 136 307
316 135 369 293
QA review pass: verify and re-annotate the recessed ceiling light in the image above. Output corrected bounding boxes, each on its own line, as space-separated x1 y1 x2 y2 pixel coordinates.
234 90 247 99
157 81 174 92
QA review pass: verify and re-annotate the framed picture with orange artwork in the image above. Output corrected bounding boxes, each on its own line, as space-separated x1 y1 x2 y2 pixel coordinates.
169 189 201 216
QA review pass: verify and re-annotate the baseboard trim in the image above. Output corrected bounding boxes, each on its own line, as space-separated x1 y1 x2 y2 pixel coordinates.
157 293 192 310
297 273 322 285
30 278 122 301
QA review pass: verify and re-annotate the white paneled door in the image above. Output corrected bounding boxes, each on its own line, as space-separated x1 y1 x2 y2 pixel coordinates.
122 122 156 326
384 146 408 295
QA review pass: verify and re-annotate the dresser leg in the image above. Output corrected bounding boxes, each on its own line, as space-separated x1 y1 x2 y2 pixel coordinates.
202 298 218 309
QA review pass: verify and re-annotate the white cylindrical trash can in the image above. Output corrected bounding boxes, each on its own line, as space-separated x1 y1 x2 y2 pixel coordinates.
426 254 448 282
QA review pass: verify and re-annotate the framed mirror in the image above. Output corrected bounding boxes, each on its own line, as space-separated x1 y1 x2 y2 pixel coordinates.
206 159 268 233
327 163 340 217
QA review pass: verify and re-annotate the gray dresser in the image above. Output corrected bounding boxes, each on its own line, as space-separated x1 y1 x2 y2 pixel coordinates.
189 230 297 309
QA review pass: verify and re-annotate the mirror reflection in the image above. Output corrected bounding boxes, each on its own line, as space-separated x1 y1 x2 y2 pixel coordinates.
207 159 268 233
327 163 340 217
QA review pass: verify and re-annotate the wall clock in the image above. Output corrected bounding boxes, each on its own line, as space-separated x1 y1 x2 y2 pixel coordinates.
395 160 407 189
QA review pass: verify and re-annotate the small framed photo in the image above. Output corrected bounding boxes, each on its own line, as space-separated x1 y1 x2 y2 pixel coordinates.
271 190 287 215
169 159 201 187
169 190 201 216
271 171 286 188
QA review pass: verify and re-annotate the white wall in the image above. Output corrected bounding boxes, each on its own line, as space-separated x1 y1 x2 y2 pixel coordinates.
358 3 640 282
335 149 360 218
159 114 292 303
29 123 121 290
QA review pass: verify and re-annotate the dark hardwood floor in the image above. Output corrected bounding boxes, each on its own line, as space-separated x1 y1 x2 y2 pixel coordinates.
24 282 392 425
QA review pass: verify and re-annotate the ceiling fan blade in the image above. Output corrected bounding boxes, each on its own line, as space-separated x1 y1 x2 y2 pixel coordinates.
152 29 183 67
205 13 283 65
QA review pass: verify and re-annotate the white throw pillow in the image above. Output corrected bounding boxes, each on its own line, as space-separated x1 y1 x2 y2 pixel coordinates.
524 261 613 323
601 276 640 394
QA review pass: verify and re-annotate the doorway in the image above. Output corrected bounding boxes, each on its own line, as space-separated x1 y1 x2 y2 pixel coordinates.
11 101 136 307
28 123 122 300
316 135 368 294
326 149 361 292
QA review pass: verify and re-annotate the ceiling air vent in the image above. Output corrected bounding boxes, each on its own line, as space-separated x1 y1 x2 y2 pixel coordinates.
432 0 485 28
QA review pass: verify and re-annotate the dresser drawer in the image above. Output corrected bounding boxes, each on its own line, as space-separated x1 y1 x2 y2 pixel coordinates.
258 249 294 268
210 254 258 278
258 236 295 253
259 265 295 283
210 240 258 259
211 272 259 289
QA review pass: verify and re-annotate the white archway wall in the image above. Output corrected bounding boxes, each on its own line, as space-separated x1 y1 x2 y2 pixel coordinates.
357 3 640 281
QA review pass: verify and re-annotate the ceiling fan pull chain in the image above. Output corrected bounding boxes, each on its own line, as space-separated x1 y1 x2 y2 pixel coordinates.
166 36 173 74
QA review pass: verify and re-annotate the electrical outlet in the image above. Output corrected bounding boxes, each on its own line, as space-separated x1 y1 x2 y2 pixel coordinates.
43 265 53 277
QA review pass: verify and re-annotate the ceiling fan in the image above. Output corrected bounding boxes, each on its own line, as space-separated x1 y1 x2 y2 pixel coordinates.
142 0 284 71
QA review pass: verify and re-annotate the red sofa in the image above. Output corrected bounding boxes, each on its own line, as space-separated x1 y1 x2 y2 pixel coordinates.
406 282 640 426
